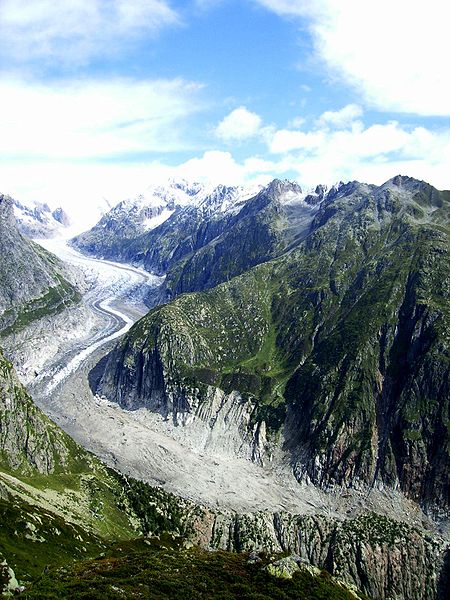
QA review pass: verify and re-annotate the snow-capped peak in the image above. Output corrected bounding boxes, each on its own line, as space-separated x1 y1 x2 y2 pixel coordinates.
13 198 71 239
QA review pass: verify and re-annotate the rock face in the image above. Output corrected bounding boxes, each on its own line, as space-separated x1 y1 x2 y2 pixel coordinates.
0 347 78 475
100 176 449 517
197 510 449 600
0 556 19 597
0 194 80 335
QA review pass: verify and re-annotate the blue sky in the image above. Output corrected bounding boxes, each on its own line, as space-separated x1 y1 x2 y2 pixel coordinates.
1 0 449 224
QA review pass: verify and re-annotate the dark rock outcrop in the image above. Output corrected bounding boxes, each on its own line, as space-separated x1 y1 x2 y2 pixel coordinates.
198 510 449 600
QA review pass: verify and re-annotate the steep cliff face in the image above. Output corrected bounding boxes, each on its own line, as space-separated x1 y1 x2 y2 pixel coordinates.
198 510 449 600
0 194 80 336
159 180 319 301
129 184 254 280
0 348 72 475
282 178 449 514
100 176 449 515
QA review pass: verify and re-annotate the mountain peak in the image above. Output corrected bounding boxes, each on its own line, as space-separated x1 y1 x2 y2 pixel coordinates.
264 178 303 197
383 174 427 191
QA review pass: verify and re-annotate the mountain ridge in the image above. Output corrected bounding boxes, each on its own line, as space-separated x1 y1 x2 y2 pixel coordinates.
98 175 449 517
0 194 81 337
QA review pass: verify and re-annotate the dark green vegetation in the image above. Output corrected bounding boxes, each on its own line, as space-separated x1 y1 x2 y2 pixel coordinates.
23 536 369 600
0 497 105 583
1 350 382 598
0 194 80 336
101 176 449 513
116 474 198 538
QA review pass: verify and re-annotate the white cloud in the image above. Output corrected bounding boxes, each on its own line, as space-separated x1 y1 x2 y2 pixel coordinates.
317 104 362 129
265 116 450 189
3 115 450 233
254 0 450 116
215 107 263 141
0 151 289 230
173 150 282 185
0 0 179 64
0 78 203 160
207 101 447 189
270 129 325 153
0 161 164 232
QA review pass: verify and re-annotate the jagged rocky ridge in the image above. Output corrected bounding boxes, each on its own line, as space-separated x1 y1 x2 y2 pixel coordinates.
71 179 206 261
13 197 70 239
72 179 324 302
100 176 449 517
0 194 80 336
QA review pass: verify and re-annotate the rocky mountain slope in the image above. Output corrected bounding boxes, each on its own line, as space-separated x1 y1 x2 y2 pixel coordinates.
0 344 383 599
1 346 447 600
73 179 309 302
71 179 205 260
99 176 449 519
13 197 70 239
0 187 375 599
1 176 448 599
0 194 80 337
72 180 336 303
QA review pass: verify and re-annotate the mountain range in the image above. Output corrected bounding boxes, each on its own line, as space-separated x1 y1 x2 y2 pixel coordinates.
92 176 449 516
12 197 71 239
0 176 448 598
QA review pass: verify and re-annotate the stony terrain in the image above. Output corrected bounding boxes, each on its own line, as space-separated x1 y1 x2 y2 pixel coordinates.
0 344 381 599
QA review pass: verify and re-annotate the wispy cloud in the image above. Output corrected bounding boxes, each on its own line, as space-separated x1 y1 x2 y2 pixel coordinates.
0 0 180 65
268 115 450 187
253 0 450 116
0 77 204 160
317 104 362 129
